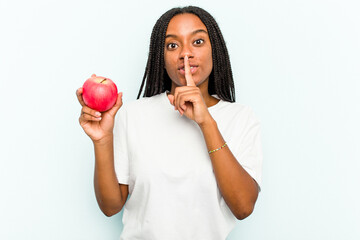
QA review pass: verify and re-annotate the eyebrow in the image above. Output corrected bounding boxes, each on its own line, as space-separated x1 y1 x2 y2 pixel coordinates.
165 29 208 39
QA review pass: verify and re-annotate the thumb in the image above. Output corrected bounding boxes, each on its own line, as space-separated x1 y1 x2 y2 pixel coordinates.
167 94 175 106
107 92 123 116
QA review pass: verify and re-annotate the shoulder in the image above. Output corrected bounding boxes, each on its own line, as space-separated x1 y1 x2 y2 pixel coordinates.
216 100 261 124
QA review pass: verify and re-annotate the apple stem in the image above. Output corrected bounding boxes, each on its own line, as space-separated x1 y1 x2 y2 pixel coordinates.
100 78 106 83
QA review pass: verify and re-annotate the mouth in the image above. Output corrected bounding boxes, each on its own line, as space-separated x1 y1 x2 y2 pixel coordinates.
178 65 198 75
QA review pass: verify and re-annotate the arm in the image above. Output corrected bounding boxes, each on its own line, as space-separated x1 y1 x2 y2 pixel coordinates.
76 81 128 217
93 136 129 217
199 119 259 220
167 56 259 219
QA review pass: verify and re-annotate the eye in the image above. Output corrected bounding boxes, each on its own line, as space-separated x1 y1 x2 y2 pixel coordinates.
194 39 204 45
167 43 178 50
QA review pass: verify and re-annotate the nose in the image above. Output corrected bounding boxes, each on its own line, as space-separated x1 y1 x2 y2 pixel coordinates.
179 43 194 60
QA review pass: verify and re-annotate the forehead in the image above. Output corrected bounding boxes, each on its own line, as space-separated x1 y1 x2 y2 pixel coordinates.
166 13 207 34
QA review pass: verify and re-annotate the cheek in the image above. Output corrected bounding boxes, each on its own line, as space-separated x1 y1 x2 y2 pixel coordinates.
205 52 213 73
164 54 176 71
164 57 178 82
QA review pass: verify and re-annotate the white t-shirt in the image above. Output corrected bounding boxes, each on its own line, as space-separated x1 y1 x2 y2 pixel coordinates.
113 91 262 240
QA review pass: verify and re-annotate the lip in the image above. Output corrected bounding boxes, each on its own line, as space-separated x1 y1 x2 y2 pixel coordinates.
178 66 198 75
177 63 198 70
178 64 199 75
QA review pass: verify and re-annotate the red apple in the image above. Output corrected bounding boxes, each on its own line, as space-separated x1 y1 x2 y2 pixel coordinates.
82 75 118 112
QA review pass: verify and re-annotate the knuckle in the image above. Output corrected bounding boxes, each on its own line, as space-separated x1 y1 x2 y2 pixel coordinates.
76 89 82 97
82 113 88 120
83 106 91 113
79 114 86 122
179 94 184 104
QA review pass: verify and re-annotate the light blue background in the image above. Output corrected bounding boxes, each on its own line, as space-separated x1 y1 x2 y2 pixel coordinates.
1 0 359 239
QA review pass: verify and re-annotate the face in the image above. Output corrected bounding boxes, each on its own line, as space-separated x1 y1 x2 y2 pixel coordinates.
164 13 213 88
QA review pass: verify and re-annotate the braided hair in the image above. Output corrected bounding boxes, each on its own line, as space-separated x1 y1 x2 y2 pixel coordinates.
137 6 236 102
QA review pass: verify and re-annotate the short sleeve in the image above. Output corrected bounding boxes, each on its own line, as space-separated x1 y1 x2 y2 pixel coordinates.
230 106 263 191
113 106 130 184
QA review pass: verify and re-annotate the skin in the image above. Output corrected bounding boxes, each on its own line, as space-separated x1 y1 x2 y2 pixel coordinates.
166 14 260 219
76 77 128 216
76 13 259 219
165 13 220 120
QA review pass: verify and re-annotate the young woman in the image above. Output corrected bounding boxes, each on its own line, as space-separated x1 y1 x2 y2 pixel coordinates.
77 6 262 240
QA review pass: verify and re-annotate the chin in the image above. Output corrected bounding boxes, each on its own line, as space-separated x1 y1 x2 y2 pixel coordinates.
171 75 207 87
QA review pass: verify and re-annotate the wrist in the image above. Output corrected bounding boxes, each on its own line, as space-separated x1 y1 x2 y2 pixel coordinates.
93 134 113 146
199 117 217 130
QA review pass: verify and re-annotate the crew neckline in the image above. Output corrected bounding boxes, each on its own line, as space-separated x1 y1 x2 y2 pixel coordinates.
163 91 224 110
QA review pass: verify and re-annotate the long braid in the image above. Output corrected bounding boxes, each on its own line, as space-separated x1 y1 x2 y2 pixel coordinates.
137 6 236 103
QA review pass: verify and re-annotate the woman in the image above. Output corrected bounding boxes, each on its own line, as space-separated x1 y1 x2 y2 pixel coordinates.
77 6 262 239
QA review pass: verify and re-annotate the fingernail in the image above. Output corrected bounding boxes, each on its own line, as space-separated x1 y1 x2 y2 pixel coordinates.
95 112 101 116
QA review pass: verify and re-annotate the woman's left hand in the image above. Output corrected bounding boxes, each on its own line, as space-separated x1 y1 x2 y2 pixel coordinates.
167 55 213 126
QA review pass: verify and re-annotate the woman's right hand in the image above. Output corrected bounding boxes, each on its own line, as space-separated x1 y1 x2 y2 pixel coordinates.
76 75 123 142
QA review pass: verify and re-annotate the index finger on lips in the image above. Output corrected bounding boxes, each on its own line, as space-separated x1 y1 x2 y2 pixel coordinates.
185 55 196 87
76 87 86 106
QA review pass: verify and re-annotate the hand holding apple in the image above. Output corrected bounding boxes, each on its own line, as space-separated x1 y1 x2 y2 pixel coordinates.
82 75 118 112
76 74 123 143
